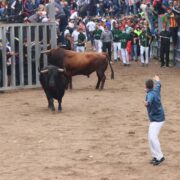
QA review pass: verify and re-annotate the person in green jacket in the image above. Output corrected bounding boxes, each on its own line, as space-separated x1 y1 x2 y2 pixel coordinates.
139 26 152 66
93 24 103 53
76 27 87 53
112 24 122 62
120 30 131 66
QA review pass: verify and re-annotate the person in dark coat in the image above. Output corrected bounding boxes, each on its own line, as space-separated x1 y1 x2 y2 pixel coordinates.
159 25 171 67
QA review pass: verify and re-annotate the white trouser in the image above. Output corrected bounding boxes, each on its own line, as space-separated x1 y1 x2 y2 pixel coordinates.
76 46 85 52
94 39 102 52
113 42 121 60
140 46 149 64
121 48 129 64
148 121 165 161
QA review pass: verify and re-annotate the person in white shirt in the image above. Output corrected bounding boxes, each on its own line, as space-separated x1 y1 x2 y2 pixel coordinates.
86 19 96 48
69 11 78 20
71 27 79 51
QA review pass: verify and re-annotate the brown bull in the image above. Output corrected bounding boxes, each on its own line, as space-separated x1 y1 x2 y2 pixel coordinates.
42 48 114 89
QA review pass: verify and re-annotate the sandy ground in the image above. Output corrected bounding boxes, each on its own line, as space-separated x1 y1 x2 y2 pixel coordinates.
0 59 180 180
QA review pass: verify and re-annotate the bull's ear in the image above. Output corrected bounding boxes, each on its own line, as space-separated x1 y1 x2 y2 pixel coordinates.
58 68 64 72
40 69 49 73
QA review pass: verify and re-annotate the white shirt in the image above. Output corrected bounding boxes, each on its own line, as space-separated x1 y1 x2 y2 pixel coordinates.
86 21 96 32
72 30 79 44
64 29 70 37
70 11 78 20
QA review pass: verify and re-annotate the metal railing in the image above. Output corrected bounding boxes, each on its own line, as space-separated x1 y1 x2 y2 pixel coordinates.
0 22 57 91
175 28 180 65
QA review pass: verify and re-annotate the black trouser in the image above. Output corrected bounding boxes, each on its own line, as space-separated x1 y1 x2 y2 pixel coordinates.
58 15 68 44
160 43 170 67
170 27 179 47
102 42 112 61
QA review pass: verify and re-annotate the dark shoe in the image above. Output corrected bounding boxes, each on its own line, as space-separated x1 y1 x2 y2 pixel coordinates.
160 64 165 67
123 64 127 66
152 157 165 166
149 157 157 164
141 63 144 67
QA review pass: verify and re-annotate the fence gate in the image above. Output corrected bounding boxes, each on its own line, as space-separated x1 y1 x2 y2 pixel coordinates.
0 22 57 91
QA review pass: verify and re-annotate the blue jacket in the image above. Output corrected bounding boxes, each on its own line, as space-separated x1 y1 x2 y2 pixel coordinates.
146 81 165 122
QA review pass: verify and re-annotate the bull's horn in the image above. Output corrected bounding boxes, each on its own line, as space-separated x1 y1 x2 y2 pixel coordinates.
58 68 64 72
41 50 51 54
40 69 48 73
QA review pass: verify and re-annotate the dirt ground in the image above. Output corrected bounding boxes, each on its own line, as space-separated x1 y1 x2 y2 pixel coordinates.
0 59 180 180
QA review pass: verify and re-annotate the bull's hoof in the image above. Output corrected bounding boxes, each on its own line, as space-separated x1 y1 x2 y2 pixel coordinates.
48 106 55 111
58 106 62 112
50 108 55 111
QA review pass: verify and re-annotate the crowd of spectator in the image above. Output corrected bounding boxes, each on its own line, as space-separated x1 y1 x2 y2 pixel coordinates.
0 0 180 87
0 0 179 50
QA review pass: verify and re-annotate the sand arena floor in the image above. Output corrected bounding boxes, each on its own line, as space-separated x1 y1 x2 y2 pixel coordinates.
0 59 180 180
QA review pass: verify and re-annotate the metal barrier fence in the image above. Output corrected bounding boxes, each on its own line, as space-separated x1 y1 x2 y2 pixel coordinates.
0 22 57 91
175 28 180 66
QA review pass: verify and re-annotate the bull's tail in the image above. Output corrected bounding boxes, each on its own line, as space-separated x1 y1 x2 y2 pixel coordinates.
106 53 114 79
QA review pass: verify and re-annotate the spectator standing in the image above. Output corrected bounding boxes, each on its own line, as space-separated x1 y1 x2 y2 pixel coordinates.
72 26 79 51
139 26 151 66
64 30 73 50
0 41 15 87
93 24 103 53
101 25 113 63
159 25 171 67
146 2 155 34
51 0 68 45
13 0 27 22
132 28 139 61
0 0 6 18
112 23 122 62
153 0 167 31
120 30 131 66
86 18 96 49
29 3 48 22
169 7 178 48
76 27 87 52
24 0 39 16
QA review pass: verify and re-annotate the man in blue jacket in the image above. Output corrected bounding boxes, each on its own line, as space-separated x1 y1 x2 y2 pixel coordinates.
144 75 165 166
